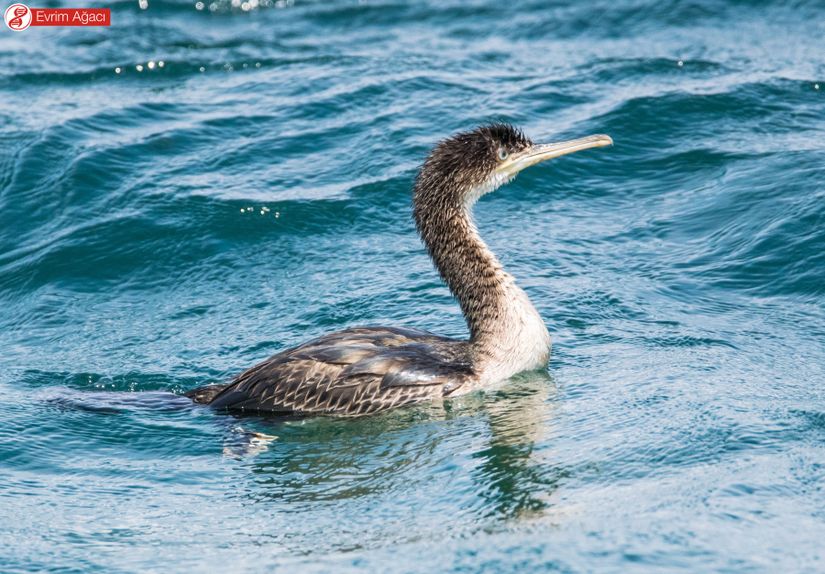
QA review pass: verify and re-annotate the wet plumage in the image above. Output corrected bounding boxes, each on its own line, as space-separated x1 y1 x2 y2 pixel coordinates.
191 327 472 416
186 124 612 416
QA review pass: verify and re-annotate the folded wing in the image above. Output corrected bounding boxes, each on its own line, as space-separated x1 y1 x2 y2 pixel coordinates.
205 326 473 416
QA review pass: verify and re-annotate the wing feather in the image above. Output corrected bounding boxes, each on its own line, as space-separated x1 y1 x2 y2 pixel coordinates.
203 326 473 416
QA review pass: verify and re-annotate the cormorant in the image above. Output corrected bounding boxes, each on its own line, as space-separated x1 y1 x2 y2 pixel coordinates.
186 124 612 416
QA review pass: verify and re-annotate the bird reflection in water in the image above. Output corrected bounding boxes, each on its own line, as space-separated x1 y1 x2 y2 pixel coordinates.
230 370 560 527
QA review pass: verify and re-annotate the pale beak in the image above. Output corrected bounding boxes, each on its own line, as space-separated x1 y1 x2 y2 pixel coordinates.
497 134 613 177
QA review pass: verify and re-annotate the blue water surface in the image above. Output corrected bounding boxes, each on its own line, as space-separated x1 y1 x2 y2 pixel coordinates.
1 0 824 572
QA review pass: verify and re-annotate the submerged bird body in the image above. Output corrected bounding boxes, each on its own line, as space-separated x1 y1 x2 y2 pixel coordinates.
192 326 472 416
187 124 612 416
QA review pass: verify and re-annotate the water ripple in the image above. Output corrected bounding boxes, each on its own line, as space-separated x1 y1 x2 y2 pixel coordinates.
2 0 825 571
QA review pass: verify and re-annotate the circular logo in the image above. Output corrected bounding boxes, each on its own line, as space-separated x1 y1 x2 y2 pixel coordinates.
5 3 32 31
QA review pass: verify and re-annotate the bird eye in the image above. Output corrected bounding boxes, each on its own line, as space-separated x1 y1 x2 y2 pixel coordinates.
498 148 508 161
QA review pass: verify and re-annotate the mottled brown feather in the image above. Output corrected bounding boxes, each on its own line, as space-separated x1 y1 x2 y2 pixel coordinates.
192 326 473 416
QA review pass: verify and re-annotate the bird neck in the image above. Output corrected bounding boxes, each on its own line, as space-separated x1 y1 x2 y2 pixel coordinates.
414 195 551 380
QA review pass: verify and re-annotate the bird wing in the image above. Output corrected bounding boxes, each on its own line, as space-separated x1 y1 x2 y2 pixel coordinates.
206 326 473 416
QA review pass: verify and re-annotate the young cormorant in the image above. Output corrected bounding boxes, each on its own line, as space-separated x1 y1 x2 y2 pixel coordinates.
186 124 612 416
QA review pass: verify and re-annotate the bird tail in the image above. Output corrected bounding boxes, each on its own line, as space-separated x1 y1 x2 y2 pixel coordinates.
184 383 231 404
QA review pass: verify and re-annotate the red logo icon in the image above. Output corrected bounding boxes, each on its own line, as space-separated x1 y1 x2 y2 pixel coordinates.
3 4 110 28
4 3 32 31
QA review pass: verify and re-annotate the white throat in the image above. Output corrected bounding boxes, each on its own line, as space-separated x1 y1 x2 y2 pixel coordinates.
460 188 551 386
472 272 551 385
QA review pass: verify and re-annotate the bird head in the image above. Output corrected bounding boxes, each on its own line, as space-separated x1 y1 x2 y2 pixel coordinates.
414 123 612 209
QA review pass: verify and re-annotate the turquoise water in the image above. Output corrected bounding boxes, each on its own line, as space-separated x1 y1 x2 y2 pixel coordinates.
1 0 824 571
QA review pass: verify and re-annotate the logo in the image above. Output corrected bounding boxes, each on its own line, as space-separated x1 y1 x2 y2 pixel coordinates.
3 4 110 29
4 3 31 31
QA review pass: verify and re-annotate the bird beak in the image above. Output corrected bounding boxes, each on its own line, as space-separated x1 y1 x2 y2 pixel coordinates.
498 134 613 177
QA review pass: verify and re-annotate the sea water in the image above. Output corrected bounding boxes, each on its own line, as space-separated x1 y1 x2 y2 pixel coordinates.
1 1 824 571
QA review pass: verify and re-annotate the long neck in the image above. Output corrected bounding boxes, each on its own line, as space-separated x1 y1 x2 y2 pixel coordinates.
414 193 551 379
